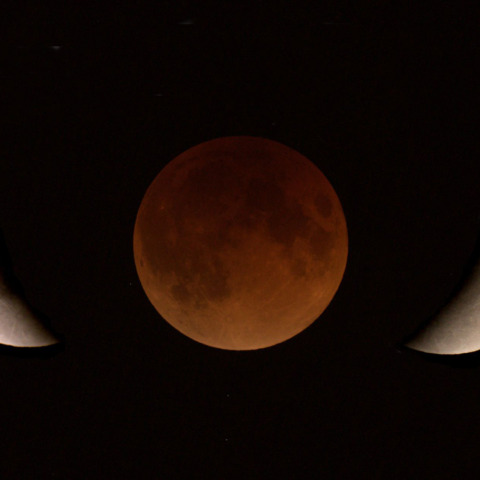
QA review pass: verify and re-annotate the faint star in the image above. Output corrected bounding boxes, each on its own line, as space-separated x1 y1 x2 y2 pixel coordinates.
178 18 196 25
322 21 351 25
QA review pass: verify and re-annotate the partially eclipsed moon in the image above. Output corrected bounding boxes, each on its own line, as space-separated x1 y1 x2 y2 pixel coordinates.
406 251 480 355
0 231 59 348
133 136 348 350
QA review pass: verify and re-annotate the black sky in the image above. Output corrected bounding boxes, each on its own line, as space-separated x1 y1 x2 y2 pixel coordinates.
1 5 480 479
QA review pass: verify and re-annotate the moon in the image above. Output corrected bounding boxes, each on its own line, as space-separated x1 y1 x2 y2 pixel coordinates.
133 136 348 350
0 230 59 348
406 248 480 355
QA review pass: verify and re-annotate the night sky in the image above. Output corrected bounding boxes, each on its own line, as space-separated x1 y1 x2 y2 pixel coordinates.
2 5 480 479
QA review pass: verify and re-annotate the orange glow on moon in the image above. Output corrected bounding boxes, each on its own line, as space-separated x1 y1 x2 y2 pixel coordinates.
133 137 348 350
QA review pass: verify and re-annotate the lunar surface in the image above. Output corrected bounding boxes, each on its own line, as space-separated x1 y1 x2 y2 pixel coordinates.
406 252 480 355
0 231 59 348
133 137 348 350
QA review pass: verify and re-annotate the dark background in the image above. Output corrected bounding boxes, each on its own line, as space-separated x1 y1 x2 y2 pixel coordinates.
1 4 479 479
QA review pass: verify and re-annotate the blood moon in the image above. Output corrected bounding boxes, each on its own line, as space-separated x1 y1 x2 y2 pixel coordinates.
133 137 348 350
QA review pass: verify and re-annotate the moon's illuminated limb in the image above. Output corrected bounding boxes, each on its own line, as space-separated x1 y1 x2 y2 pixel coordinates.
0 231 59 348
134 136 348 350
406 257 480 355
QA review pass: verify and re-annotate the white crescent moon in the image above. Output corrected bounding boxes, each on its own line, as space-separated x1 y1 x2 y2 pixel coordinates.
406 247 480 355
0 232 59 348
0 291 59 348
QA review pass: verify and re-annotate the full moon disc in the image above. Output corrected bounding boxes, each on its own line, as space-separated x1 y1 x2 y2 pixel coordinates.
133 136 348 350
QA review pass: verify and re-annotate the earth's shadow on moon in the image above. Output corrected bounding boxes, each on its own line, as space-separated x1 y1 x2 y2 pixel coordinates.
134 136 348 351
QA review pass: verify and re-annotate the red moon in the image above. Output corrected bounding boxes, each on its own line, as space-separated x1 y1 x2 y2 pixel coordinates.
133 137 348 350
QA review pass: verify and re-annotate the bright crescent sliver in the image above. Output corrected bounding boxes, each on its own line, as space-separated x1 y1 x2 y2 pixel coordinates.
0 291 59 348
0 231 59 348
406 256 480 355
